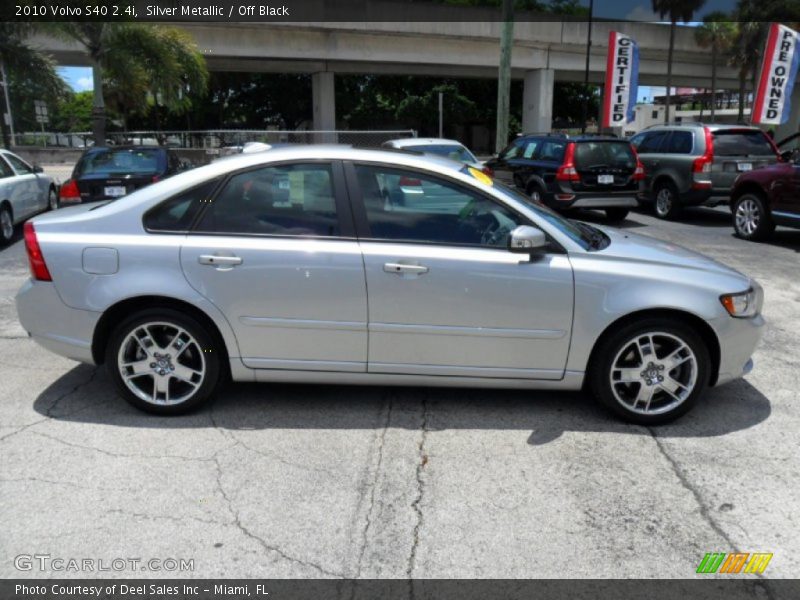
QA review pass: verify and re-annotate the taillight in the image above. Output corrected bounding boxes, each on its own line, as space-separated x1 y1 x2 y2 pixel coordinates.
152 175 160 183
59 179 80 202
692 127 714 174
631 146 645 181
23 222 52 282
556 142 580 182
481 165 494 177
399 176 422 186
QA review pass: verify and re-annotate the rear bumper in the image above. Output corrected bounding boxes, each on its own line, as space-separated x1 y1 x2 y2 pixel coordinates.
15 279 100 364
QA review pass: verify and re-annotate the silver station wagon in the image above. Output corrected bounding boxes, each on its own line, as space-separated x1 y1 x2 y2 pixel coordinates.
16 147 764 424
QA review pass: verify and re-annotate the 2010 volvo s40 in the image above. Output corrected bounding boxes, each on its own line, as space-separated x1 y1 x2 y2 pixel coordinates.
16 147 764 424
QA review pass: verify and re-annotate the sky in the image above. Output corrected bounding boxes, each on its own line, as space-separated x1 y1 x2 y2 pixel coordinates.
58 66 93 92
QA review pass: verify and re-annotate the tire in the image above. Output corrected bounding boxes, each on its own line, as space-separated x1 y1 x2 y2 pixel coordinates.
653 181 682 220
605 208 629 223
588 317 710 425
47 187 58 211
0 205 13 245
526 182 545 205
105 308 222 415
733 193 775 241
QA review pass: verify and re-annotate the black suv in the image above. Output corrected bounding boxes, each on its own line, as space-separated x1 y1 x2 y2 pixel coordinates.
484 134 645 222
630 123 780 219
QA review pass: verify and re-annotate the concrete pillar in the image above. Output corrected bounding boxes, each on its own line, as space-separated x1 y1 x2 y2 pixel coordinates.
774 83 800 142
522 69 555 135
312 72 336 143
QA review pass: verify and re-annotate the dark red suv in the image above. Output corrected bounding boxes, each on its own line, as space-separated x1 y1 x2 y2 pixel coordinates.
730 137 800 240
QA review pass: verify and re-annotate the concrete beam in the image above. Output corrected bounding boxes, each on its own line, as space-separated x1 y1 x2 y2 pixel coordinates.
312 72 336 142
522 69 554 135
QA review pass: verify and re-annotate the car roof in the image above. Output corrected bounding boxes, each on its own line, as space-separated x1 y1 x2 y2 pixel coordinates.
384 138 466 148
642 122 765 132
84 145 169 152
194 144 467 176
518 133 622 142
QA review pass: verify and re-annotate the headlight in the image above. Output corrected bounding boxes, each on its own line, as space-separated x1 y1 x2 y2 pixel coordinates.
720 289 758 318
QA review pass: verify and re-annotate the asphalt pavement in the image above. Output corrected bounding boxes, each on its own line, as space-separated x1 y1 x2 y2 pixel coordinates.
1 202 798 581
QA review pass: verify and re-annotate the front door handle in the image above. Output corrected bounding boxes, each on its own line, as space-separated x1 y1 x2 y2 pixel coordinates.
199 254 243 268
383 262 429 276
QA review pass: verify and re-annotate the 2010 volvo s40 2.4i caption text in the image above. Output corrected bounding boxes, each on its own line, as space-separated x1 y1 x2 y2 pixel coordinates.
16 147 764 424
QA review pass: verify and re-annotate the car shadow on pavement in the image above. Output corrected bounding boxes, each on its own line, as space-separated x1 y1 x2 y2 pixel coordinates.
762 229 800 252
33 365 772 446
566 209 649 229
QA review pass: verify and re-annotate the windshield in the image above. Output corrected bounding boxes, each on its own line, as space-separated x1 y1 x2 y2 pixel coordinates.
490 180 598 250
77 148 165 176
404 144 477 164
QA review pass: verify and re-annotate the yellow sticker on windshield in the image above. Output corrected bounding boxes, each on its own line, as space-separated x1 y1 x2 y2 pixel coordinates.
468 166 493 186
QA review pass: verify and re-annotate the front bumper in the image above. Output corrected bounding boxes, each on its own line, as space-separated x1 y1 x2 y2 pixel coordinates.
712 312 765 386
15 279 100 364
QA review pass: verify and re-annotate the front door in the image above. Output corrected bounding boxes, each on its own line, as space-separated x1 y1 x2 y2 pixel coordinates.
348 163 574 379
180 161 368 372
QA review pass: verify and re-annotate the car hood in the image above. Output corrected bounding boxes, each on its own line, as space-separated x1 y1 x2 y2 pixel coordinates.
593 225 747 279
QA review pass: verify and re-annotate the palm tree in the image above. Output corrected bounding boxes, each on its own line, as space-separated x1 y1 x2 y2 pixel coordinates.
652 0 708 124
728 20 764 122
694 12 735 122
0 24 65 148
50 23 208 145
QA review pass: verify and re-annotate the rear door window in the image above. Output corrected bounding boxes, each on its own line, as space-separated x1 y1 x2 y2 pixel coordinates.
536 140 567 162
664 131 693 154
712 130 776 157
636 131 669 154
573 142 636 170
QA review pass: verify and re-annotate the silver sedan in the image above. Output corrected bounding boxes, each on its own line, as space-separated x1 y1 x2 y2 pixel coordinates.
15 146 764 424
0 149 58 244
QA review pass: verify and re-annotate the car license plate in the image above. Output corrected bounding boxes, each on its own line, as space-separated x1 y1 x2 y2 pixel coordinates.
104 186 126 197
598 174 614 184
738 163 753 172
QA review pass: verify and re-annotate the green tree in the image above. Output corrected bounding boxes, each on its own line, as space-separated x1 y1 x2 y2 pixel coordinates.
50 23 208 144
694 12 735 122
0 23 67 147
52 90 93 132
651 0 707 124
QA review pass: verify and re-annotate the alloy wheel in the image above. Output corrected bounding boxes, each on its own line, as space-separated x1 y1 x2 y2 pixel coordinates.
0 209 12 241
735 198 760 236
655 188 673 217
117 321 206 406
530 189 541 203
609 331 698 416
48 189 58 210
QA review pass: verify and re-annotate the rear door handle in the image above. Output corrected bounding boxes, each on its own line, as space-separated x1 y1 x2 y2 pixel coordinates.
199 254 243 268
384 262 429 275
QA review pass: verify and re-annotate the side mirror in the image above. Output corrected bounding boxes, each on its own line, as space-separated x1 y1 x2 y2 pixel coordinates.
780 150 792 162
33 164 44 173
508 225 547 254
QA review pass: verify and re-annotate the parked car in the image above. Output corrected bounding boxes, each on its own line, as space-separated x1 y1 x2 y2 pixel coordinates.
0 149 58 245
382 138 485 169
17 146 763 424
483 134 645 223
59 146 185 204
630 123 780 219
730 146 800 240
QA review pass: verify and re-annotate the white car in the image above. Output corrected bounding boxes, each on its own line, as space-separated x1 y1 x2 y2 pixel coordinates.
382 137 484 169
0 149 58 244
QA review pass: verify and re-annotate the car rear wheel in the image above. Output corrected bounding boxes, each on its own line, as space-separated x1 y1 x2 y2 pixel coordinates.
733 193 774 241
0 205 13 245
526 183 545 204
604 208 629 223
106 309 221 415
47 187 58 211
589 318 710 425
653 182 681 220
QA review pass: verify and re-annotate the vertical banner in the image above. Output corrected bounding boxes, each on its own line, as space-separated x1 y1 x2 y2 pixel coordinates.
601 31 640 129
752 23 800 125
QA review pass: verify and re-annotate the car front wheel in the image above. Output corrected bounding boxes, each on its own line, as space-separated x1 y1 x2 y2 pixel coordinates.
47 187 58 211
589 318 710 425
733 193 775 241
106 309 221 415
0 205 13 245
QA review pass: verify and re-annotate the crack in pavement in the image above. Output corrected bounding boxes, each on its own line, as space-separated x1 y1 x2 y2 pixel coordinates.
353 393 394 579
647 427 777 600
211 437 344 578
407 394 430 579
0 367 99 443
106 508 231 527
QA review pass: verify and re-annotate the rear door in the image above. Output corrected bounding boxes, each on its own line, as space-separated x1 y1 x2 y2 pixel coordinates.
487 138 539 189
179 160 368 372
631 130 670 191
710 129 778 195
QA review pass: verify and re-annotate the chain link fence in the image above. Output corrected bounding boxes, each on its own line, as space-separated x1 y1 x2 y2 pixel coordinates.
14 129 417 150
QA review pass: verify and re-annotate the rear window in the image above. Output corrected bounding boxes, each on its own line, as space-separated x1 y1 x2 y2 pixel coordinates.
77 148 165 176
573 142 636 169
712 130 776 157
144 178 220 232
403 144 476 163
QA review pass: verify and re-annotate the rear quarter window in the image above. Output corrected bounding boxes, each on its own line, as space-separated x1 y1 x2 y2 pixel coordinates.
144 178 220 232
712 130 776 157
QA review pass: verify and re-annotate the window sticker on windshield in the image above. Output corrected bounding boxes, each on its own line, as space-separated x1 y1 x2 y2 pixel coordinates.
467 166 493 186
